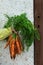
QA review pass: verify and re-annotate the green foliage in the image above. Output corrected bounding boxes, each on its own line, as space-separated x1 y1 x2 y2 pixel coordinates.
4 13 40 50
34 28 40 40
12 33 17 39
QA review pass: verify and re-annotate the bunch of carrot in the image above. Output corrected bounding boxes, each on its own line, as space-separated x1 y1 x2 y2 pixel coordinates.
4 34 23 59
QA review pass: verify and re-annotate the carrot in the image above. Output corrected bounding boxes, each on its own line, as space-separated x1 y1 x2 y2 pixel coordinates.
17 35 23 51
4 35 12 49
4 34 23 59
16 35 23 54
9 38 16 59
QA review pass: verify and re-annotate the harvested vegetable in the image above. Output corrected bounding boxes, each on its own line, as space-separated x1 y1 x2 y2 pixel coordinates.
0 27 12 40
16 36 22 54
16 35 23 54
4 35 12 49
4 34 16 59
0 13 40 59
4 13 40 50
9 38 16 59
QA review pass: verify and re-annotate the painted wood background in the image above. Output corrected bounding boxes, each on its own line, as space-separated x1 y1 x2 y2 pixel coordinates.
34 0 43 65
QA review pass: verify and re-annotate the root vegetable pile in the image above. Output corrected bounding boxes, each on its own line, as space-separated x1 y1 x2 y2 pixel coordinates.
4 34 23 59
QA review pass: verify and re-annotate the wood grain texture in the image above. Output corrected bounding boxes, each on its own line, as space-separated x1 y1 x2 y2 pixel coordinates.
34 0 43 65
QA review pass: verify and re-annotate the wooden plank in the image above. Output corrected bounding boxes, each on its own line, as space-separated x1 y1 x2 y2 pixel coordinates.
39 0 43 65
34 0 43 65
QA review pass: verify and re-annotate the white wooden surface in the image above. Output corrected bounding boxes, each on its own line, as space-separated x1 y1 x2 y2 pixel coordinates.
0 0 34 65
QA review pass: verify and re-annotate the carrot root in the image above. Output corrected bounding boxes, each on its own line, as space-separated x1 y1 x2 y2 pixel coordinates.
16 35 23 54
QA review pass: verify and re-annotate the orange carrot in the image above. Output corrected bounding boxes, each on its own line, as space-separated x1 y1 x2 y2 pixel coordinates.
17 35 23 50
9 38 16 59
4 35 12 49
4 34 23 59
16 35 23 54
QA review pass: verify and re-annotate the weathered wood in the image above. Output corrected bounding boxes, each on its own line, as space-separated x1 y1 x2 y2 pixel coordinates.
34 0 43 65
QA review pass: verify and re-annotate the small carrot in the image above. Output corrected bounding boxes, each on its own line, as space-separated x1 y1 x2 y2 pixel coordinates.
16 35 23 54
9 38 16 59
4 35 12 49
17 35 23 51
